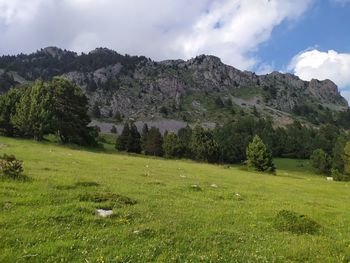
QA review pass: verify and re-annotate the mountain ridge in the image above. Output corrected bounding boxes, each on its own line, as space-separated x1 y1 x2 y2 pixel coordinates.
0 47 347 125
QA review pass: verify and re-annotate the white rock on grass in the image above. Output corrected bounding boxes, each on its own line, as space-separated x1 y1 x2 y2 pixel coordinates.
96 209 113 217
326 177 333 181
210 184 218 188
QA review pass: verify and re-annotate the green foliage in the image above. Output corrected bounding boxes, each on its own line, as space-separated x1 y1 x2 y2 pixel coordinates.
163 133 182 158
0 86 26 136
310 149 331 175
116 122 141 154
0 154 24 179
331 168 350 182
143 127 163 156
116 123 130 151
49 78 97 146
332 135 347 173
128 123 141 154
140 123 149 151
342 142 350 176
191 125 219 163
12 79 53 140
273 210 320 235
177 125 192 158
246 135 275 173
0 78 97 146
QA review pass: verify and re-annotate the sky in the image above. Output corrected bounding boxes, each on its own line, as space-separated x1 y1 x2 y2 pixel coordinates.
0 0 349 100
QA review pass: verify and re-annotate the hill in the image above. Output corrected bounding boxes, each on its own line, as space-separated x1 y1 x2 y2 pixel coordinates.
0 47 348 125
0 136 349 262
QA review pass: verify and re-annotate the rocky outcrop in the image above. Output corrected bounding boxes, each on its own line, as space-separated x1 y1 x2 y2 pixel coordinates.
0 47 347 123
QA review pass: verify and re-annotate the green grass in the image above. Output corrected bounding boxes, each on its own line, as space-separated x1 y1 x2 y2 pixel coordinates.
0 136 350 262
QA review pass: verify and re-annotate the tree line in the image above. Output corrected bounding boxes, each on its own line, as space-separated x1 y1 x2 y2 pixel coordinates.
115 118 350 180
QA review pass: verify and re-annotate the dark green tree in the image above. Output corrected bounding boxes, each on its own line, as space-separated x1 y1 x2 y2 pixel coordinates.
116 122 130 151
177 125 192 158
126 122 141 153
246 135 275 173
191 125 219 163
49 77 97 146
310 149 331 175
0 86 26 136
144 127 163 156
163 133 182 158
141 123 149 152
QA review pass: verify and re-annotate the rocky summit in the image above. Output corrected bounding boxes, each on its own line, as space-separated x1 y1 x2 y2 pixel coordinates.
0 47 347 125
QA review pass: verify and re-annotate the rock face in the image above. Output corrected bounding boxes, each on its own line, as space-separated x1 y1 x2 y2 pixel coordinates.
0 47 347 123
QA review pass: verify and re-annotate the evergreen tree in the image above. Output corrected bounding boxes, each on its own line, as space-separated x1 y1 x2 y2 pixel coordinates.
246 135 275 173
177 125 192 158
127 122 141 153
141 123 149 152
49 77 97 146
163 133 182 158
191 125 219 163
116 122 130 151
144 127 163 156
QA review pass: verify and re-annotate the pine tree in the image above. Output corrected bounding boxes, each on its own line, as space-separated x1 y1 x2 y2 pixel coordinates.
246 135 275 173
127 122 141 153
116 123 130 151
163 133 182 158
49 77 97 146
144 127 163 156
141 123 149 152
191 125 219 163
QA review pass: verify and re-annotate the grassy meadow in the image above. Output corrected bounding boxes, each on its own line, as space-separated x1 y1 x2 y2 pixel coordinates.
0 136 349 262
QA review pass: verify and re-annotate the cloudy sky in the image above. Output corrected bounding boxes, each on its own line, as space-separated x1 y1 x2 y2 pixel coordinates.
0 0 349 99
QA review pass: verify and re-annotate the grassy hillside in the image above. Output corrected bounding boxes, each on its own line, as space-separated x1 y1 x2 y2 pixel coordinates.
0 137 349 262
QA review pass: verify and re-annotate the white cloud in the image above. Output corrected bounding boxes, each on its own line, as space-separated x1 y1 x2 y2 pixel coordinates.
0 0 312 70
289 49 350 100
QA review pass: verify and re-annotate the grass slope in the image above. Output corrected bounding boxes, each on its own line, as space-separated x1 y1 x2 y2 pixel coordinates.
0 137 349 262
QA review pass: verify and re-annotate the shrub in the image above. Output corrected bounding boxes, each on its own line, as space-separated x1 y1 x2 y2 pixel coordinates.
0 154 24 179
332 168 350 182
246 135 275 173
273 210 320 235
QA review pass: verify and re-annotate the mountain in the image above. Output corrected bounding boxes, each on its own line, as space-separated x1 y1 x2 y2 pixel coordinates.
0 47 348 125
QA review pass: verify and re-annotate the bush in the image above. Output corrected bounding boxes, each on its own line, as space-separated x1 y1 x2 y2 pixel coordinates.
273 210 320 235
332 168 350 182
0 154 24 179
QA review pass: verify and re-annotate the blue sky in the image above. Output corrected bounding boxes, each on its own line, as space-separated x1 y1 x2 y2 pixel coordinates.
257 0 350 71
0 0 349 100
